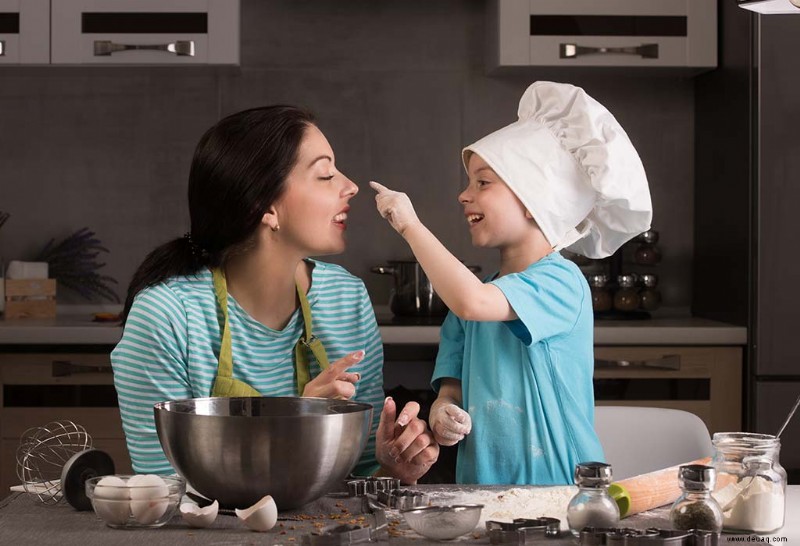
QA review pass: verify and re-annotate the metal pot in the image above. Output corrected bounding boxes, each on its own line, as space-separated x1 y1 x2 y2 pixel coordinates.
371 260 481 317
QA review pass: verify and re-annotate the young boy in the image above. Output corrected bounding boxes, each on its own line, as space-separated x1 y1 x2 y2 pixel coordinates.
370 81 652 484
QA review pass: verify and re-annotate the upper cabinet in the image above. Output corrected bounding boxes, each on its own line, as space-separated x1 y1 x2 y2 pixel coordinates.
1 0 239 65
488 0 717 72
0 0 49 64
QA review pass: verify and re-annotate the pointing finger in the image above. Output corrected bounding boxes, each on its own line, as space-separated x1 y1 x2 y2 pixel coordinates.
369 181 391 194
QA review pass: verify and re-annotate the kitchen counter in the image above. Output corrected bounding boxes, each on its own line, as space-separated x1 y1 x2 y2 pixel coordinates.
0 306 747 346
0 485 797 545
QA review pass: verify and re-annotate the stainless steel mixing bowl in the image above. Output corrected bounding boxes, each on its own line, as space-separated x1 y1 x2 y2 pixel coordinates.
154 397 373 510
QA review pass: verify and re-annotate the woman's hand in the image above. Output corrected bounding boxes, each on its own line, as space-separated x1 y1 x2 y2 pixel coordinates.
375 397 439 484
370 181 421 237
301 350 364 399
429 400 472 446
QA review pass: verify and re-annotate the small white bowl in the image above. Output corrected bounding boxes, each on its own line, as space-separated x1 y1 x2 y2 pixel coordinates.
401 504 484 540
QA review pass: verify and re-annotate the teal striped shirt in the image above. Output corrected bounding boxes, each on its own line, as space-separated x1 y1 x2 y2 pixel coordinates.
111 260 384 476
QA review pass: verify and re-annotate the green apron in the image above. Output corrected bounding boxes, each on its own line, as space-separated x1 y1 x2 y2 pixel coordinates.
210 268 329 397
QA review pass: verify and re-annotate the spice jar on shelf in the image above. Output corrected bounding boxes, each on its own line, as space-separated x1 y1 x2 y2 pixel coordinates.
566 462 619 537
587 274 612 313
613 275 640 312
634 230 661 266
670 464 723 532
711 432 786 534
639 274 661 311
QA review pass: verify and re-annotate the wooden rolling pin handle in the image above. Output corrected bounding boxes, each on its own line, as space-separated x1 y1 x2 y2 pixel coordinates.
611 457 712 518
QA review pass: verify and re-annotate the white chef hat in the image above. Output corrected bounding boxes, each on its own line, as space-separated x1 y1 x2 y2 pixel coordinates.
462 81 652 259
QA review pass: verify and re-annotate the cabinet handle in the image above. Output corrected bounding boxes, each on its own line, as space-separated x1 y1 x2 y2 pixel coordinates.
0 40 5 56
594 354 680 370
93 40 195 57
52 360 113 377
560 43 659 59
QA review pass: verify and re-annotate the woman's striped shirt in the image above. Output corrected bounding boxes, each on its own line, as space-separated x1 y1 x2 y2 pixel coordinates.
110 260 384 476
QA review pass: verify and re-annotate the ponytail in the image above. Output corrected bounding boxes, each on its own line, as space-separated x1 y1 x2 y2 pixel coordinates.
121 236 206 321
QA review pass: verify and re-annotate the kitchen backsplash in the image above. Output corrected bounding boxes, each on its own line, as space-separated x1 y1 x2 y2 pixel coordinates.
0 0 695 309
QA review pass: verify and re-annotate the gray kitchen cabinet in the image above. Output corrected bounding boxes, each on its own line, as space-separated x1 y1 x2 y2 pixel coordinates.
0 0 49 64
0 352 131 497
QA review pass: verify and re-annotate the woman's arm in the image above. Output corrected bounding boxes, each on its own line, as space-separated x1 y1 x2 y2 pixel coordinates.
111 285 193 473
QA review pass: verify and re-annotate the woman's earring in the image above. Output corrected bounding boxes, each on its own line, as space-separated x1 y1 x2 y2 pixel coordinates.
271 224 280 232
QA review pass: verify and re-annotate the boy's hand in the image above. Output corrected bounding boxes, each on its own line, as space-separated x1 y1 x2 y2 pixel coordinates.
429 402 472 446
370 181 421 236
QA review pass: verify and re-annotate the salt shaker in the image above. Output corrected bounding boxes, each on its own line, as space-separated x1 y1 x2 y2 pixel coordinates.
567 462 620 537
670 464 723 533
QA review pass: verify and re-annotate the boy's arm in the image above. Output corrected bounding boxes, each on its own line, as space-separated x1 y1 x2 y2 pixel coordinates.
370 181 515 321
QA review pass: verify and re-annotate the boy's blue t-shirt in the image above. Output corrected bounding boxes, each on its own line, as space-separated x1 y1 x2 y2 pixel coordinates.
431 252 604 484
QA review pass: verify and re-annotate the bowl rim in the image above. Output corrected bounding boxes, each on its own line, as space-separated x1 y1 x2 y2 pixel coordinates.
153 396 373 417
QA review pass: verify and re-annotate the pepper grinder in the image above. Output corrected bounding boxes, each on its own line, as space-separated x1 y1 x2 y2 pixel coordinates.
566 462 620 537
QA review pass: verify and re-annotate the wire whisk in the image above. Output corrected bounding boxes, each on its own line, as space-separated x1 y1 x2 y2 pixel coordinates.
16 420 92 504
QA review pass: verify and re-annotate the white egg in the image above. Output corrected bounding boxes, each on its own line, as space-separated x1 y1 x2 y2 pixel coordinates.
235 495 278 532
180 500 218 528
92 476 130 525
128 474 170 525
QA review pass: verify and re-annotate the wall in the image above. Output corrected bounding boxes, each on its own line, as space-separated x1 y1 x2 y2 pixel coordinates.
0 0 696 308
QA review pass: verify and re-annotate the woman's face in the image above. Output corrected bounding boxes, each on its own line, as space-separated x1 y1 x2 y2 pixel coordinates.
273 124 358 256
459 153 532 249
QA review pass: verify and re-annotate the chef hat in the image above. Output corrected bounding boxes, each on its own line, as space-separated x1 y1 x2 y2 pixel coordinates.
462 81 652 259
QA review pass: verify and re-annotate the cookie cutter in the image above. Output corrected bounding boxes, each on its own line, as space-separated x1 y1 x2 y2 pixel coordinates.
486 517 561 544
302 500 387 546
579 527 719 546
376 488 428 510
346 477 401 497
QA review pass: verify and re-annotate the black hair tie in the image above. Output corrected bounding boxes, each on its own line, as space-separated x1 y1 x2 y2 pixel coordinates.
184 232 210 260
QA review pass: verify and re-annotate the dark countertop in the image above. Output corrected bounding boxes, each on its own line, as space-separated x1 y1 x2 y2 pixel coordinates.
3 485 797 546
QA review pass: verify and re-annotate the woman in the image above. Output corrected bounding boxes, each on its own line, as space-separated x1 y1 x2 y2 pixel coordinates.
111 105 439 484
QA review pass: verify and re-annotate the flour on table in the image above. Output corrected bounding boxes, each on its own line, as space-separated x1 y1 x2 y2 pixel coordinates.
418 486 577 531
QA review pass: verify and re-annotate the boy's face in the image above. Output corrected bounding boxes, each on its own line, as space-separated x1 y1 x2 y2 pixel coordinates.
459 153 535 249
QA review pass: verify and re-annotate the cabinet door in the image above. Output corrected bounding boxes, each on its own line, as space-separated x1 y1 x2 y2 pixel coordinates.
51 0 239 64
755 381 800 481
0 0 49 64
0 353 132 496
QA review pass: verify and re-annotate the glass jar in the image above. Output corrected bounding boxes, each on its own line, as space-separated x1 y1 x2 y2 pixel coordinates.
670 464 723 532
613 275 640 312
567 462 620 537
633 230 662 265
639 274 662 311
711 433 786 534
587 274 612 312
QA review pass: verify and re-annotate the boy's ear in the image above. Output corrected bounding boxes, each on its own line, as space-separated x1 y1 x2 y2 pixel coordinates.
525 209 534 220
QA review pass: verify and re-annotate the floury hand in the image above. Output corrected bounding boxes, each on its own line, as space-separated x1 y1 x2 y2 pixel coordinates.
370 181 422 237
429 402 472 446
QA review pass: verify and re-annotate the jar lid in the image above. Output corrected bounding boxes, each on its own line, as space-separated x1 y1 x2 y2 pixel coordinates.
587 274 609 287
617 275 637 288
640 274 659 287
679 464 716 491
636 230 659 244
574 462 613 486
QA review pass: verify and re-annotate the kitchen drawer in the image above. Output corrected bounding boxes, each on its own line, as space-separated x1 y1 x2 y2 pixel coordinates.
0 352 131 501
594 346 742 435
50 0 239 65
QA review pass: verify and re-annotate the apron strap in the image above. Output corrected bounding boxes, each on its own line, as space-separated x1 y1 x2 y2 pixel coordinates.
295 282 330 395
211 268 329 397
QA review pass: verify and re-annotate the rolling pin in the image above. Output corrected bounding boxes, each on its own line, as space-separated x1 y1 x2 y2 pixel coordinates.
608 457 712 518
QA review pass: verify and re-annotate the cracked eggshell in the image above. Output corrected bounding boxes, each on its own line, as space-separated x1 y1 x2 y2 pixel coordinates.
92 476 130 525
235 495 278 532
180 500 218 528
128 474 169 525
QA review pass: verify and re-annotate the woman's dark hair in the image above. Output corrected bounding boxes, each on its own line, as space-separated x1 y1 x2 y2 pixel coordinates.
122 105 316 320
